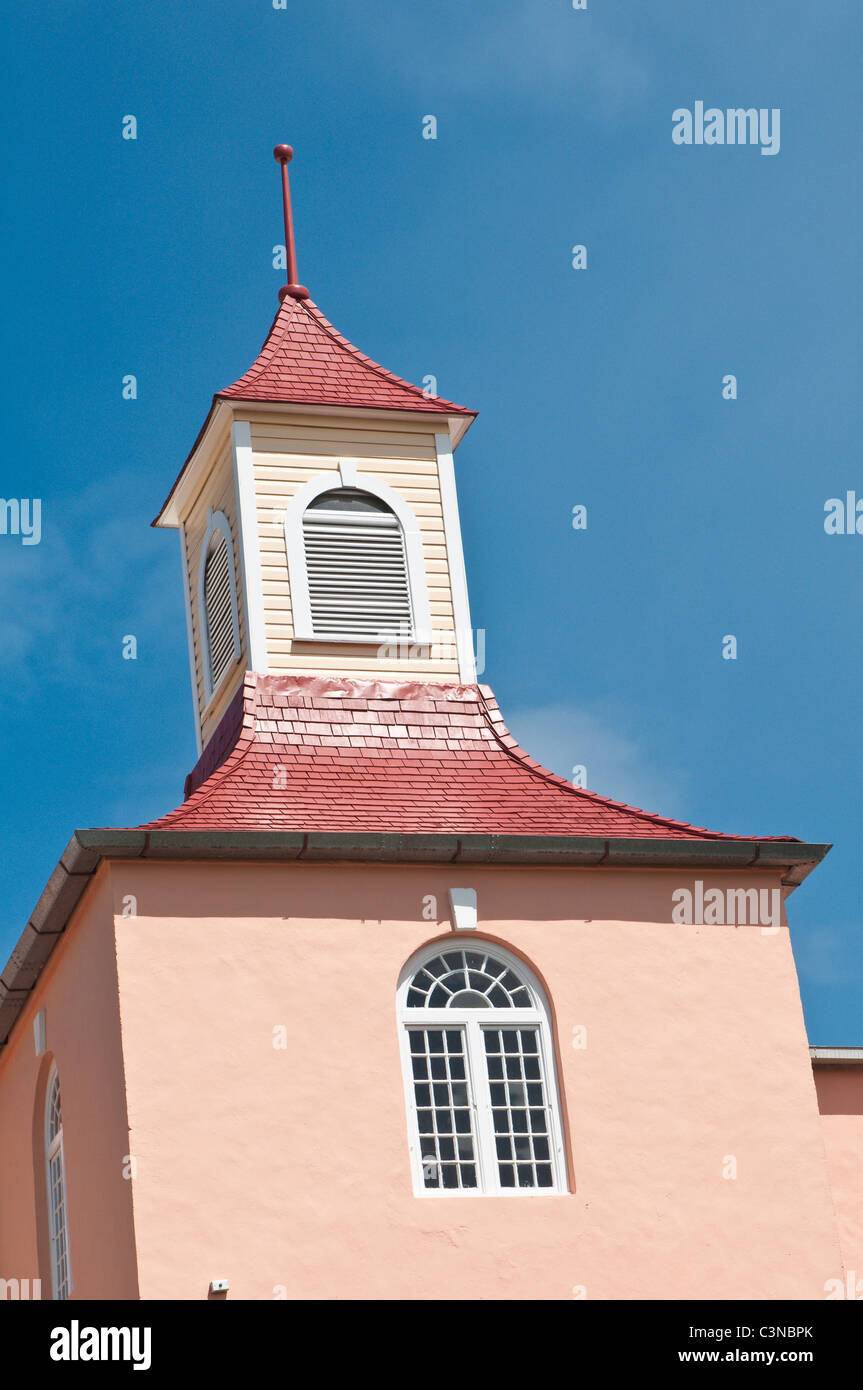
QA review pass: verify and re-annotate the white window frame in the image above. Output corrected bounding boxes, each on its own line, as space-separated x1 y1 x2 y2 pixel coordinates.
45 1063 72 1300
396 941 569 1197
283 466 432 644
197 507 242 704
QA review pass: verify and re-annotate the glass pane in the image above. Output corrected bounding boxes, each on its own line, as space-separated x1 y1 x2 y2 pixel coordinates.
307 488 393 514
481 1027 555 1191
407 1026 478 1191
407 952 531 1008
448 990 491 1008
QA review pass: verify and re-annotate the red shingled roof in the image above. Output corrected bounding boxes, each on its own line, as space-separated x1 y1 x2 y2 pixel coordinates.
141 674 783 840
217 293 475 416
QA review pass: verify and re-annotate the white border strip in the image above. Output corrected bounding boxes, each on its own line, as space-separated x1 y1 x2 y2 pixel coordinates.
231 420 268 673
180 522 203 755
435 431 476 682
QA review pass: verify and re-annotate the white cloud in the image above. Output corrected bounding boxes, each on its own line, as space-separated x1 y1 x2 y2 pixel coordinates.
0 477 175 691
358 0 652 118
503 701 686 819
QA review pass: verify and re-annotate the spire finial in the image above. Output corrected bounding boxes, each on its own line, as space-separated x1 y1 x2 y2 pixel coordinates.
273 144 310 303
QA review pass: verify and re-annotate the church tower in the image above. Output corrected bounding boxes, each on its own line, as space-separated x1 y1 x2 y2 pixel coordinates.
155 145 477 756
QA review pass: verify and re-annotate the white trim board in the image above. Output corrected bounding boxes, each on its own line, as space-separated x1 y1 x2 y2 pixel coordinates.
435 431 476 683
180 522 203 755
231 419 268 673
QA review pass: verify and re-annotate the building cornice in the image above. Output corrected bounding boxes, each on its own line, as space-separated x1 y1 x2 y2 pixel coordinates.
0 829 830 1050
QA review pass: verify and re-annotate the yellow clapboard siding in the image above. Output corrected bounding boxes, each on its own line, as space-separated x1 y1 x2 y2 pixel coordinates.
249 418 438 453
251 436 439 461
248 416 438 442
253 472 441 496
266 649 461 677
247 409 438 429
251 437 437 461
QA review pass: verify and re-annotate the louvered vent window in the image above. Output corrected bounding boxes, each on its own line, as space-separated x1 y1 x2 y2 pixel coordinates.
203 528 236 688
303 489 413 639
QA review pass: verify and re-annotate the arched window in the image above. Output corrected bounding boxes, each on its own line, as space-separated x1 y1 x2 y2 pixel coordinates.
303 488 412 639
197 509 241 701
45 1066 71 1299
397 943 567 1196
283 471 432 644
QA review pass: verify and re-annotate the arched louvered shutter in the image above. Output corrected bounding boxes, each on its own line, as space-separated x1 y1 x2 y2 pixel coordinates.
302 491 414 639
204 529 236 687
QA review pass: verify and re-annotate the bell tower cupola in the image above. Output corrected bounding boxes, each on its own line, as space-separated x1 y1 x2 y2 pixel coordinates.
154 144 477 754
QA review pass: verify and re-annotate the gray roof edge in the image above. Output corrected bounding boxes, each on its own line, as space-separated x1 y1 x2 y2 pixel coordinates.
0 832 106 1049
0 829 830 1051
74 828 831 869
810 1046 863 1063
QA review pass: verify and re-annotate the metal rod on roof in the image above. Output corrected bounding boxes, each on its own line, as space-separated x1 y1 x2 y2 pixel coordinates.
273 144 310 303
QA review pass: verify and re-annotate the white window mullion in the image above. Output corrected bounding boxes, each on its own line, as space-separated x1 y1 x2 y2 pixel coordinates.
471 1018 501 1194
539 1028 568 1190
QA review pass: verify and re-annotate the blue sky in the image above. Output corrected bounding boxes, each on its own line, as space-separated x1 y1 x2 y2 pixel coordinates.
0 1 859 1042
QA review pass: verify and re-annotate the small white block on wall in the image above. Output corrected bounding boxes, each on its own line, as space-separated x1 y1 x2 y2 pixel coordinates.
449 888 477 931
33 1010 46 1057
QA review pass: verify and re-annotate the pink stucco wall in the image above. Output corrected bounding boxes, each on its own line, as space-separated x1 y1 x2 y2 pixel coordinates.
99 859 841 1300
0 866 139 1299
814 1067 863 1283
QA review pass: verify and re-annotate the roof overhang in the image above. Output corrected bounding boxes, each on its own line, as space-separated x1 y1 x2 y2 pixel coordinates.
0 829 830 1049
154 397 476 529
810 1046 863 1065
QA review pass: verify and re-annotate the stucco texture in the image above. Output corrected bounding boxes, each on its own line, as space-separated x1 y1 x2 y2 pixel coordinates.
104 860 841 1301
0 866 139 1298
